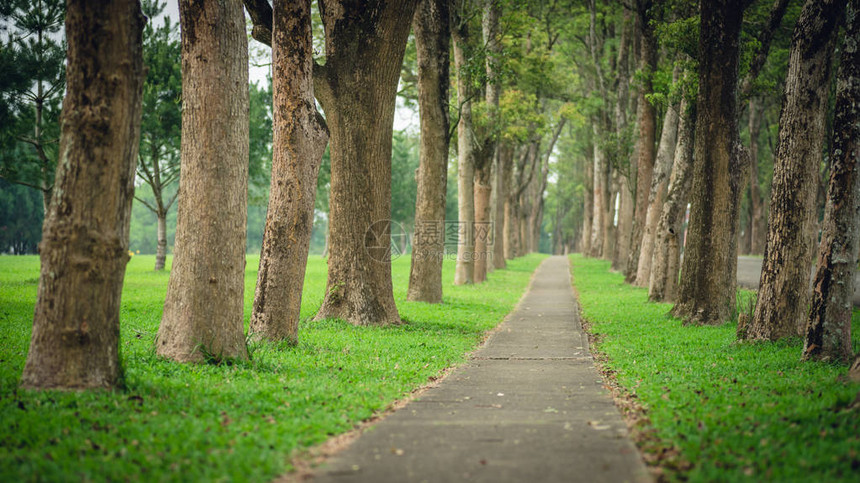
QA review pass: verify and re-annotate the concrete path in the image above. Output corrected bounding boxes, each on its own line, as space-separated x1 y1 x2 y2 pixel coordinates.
736 256 860 307
311 256 650 483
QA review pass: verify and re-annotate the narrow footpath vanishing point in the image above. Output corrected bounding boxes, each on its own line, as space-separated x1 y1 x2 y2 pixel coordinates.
311 256 650 483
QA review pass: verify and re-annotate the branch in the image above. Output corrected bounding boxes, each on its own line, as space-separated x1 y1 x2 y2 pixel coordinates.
0 174 50 193
166 191 179 211
133 194 158 213
243 0 273 47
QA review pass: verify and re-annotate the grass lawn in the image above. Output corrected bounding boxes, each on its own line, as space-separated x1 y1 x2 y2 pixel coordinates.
0 253 546 481
570 254 860 482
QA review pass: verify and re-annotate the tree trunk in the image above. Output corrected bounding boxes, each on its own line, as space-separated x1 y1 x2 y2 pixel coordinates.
745 0 845 341
493 145 507 269
408 0 450 303
453 26 475 285
602 174 617 260
671 0 748 326
581 146 594 255
158 0 250 362
250 0 329 343
21 0 145 389
748 97 766 255
636 75 680 287
502 144 516 259
612 11 637 273
473 154 492 283
590 124 606 257
650 94 694 302
313 0 418 325
481 0 501 274
802 0 859 362
155 208 167 271
625 1 658 282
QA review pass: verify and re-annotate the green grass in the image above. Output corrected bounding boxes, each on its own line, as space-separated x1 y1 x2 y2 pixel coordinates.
570 254 860 482
0 253 546 482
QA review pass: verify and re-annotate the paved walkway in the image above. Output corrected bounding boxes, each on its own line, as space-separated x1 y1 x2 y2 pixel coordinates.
311 256 650 483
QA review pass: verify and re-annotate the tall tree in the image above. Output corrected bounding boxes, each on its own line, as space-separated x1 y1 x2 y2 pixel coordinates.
311 0 418 324
244 0 418 325
802 0 859 363
249 0 328 343
635 67 681 287
157 0 250 362
0 0 65 212
743 0 846 341
452 1 476 285
671 0 749 325
649 92 694 302
408 0 451 303
21 0 144 389
625 0 658 282
136 0 181 271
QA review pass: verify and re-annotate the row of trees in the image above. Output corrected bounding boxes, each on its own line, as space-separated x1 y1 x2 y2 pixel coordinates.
565 0 858 366
13 0 858 391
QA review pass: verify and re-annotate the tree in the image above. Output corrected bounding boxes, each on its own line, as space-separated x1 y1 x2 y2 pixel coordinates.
649 92 694 302
244 0 418 326
0 0 65 212
452 0 477 285
135 0 181 271
157 0 250 362
671 0 749 326
249 0 329 343
743 0 846 341
20 0 144 389
634 67 680 287
407 0 450 303
624 0 658 282
802 0 859 363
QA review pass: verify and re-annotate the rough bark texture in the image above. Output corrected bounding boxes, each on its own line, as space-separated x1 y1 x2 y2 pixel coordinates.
158 0 250 362
635 80 680 287
590 124 607 258
453 24 475 285
613 12 638 273
501 144 515 259
407 0 450 303
747 97 766 255
21 0 145 390
671 0 747 326
746 0 845 341
155 211 167 270
802 1 859 363
581 145 594 255
493 146 507 269
649 95 694 302
625 1 658 282
474 0 501 281
250 0 329 343
313 0 418 325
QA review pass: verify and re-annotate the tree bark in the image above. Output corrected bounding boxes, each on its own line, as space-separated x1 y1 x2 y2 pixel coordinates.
625 0 657 282
802 0 859 363
155 208 167 271
748 97 766 255
158 0 250 362
502 144 515 259
408 0 450 303
650 95 695 302
590 123 607 257
635 72 680 287
671 0 748 326
250 0 329 343
493 145 507 269
21 0 145 389
313 0 418 325
745 0 845 341
453 23 475 285
581 145 594 255
613 10 638 273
